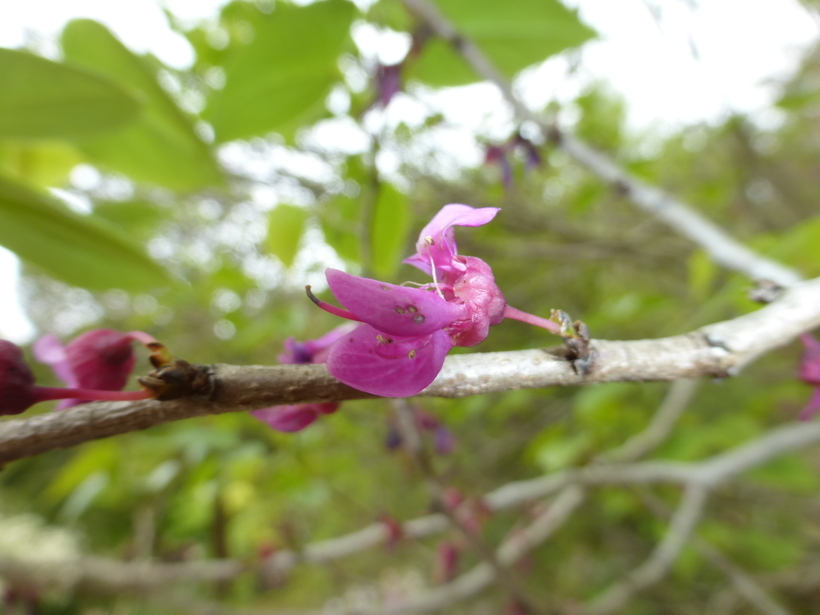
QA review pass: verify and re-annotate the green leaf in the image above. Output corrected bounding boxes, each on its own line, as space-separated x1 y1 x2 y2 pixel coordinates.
0 140 84 187
61 19 223 190
204 0 356 142
321 194 361 263
370 183 410 278
94 200 167 242
0 173 170 290
0 47 140 139
406 0 596 87
266 204 309 268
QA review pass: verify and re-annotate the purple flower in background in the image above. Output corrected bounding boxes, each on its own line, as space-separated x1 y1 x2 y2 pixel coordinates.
798 334 820 420
310 205 563 397
251 325 355 432
484 133 543 188
485 145 512 187
375 62 403 107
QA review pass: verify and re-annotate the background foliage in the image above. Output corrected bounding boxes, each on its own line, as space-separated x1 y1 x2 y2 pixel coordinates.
2 1 820 613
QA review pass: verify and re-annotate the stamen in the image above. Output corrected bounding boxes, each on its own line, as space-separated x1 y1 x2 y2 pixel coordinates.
428 253 445 300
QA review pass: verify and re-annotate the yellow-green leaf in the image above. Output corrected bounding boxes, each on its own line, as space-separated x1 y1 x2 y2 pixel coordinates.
0 173 170 290
0 47 140 139
61 20 223 190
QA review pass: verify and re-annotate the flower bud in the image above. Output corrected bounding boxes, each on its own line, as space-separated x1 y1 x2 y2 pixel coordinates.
0 340 37 416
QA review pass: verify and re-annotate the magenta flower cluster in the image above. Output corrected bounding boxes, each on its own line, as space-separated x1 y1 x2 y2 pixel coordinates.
309 204 561 398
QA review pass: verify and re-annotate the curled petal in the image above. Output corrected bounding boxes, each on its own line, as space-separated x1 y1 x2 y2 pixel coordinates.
404 204 500 276
326 269 466 337
326 324 453 397
252 404 326 432
33 334 77 387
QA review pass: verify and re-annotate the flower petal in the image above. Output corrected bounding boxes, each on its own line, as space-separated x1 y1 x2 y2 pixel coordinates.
33 334 78 388
326 324 453 397
252 405 321 432
65 329 136 392
326 269 466 337
405 204 500 276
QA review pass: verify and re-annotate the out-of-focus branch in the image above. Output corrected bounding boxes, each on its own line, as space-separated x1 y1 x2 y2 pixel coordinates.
596 378 699 464
583 485 709 614
2 275 820 464
640 491 793 615
343 486 585 615
5 418 819 598
398 0 803 289
0 556 244 596
392 400 537 612
485 420 820 503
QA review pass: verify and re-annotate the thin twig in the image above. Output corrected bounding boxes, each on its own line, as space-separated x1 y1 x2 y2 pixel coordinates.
639 491 793 615
2 275 820 464
5 418 820 597
398 0 803 288
596 378 699 464
583 484 709 614
392 399 538 612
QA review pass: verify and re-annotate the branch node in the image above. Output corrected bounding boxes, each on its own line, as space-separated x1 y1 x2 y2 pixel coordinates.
138 361 215 401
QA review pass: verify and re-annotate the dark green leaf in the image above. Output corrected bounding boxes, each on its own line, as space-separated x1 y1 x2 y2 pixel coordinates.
407 0 596 87
0 47 140 139
204 0 356 142
61 19 223 190
0 173 170 290
266 204 309 268
370 183 410 278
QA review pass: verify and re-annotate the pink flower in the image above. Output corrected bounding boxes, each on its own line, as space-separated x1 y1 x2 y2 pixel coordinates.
798 334 820 420
310 205 562 397
2 330 159 416
33 329 159 409
251 325 354 432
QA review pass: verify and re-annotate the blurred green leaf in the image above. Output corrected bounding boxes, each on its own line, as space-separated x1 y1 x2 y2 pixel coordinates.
204 0 356 142
61 19 223 190
407 0 595 87
321 193 361 263
266 204 309 267
0 47 140 139
0 140 84 187
0 173 170 290
93 200 166 242
370 183 410 278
